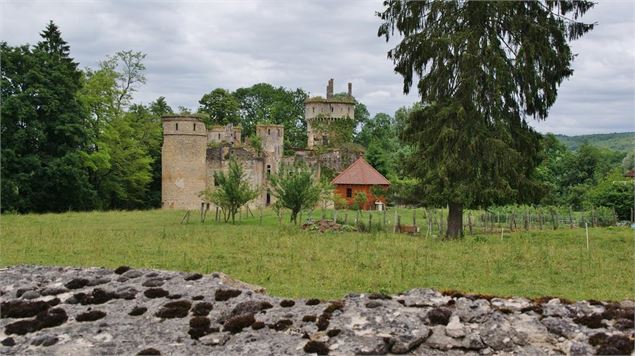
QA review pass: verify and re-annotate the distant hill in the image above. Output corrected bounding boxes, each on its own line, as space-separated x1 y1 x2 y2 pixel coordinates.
554 132 634 153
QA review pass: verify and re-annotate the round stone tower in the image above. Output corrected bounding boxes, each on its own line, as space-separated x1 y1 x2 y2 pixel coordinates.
305 78 355 149
161 115 207 210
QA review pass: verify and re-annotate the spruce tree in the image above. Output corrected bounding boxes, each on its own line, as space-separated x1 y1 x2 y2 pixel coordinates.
1 21 96 212
378 1 594 238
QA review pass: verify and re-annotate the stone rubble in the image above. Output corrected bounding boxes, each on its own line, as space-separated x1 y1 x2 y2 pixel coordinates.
0 265 633 355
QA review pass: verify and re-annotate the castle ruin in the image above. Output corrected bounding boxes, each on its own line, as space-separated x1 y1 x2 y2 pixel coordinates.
161 79 360 210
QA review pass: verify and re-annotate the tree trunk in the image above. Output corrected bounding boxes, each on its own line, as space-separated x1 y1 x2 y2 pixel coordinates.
445 203 463 239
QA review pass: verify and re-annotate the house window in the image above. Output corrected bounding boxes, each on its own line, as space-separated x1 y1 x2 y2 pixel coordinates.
346 188 352 198
176 123 179 131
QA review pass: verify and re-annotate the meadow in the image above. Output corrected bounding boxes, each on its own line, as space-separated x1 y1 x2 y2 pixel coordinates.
1 208 633 301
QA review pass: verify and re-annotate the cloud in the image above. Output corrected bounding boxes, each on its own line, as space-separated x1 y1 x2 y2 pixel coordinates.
1 0 632 135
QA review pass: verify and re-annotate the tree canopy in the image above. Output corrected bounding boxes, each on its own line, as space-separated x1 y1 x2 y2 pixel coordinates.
269 162 323 224
378 0 594 238
200 158 259 223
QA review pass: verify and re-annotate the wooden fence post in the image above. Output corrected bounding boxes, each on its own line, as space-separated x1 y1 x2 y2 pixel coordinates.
467 212 473 235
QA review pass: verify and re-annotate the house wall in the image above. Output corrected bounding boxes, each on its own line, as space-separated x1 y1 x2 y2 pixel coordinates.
334 184 389 210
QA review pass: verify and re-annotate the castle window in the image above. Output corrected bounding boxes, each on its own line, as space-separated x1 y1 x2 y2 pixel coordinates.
312 107 315 113
322 135 328 146
218 133 221 139
266 191 271 206
330 105 334 112
194 123 196 131
176 123 179 131
277 129 280 136
266 164 271 176
268 128 271 135
346 188 352 198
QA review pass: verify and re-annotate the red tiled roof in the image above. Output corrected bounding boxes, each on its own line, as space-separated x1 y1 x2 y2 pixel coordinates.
331 157 391 186
625 170 635 178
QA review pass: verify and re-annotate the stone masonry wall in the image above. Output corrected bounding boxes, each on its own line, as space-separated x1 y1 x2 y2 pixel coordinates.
161 117 207 210
1 265 633 355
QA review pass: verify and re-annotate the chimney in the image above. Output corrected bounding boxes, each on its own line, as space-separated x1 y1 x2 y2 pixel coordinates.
348 82 352 97
327 78 334 99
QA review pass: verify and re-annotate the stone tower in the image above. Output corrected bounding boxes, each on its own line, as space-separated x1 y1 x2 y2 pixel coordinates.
305 78 355 149
161 115 207 210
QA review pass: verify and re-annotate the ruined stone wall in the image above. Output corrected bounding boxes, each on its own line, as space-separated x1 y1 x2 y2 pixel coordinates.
206 146 269 208
2 265 632 355
162 116 207 210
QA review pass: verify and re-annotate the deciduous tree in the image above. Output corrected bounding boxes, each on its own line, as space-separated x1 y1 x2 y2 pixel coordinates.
269 163 323 224
201 158 258 223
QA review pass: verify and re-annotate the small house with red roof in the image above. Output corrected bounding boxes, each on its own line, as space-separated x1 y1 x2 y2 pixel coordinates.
331 157 390 210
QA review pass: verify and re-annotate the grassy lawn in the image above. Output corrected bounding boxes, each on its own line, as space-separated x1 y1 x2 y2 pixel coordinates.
1 209 633 301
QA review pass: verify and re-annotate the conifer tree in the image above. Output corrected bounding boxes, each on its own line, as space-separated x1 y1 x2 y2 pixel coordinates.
1 21 96 212
378 1 594 238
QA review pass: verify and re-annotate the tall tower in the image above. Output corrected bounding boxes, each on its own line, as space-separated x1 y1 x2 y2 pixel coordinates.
305 78 355 149
161 115 207 210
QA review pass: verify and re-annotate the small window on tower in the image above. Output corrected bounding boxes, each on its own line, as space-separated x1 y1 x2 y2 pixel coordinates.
312 107 315 113
266 164 271 176
176 123 179 131
218 133 221 139
194 123 196 131
346 188 352 198
268 129 271 135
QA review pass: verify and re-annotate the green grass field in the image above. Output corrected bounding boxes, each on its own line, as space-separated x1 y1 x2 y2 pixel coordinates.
1 209 633 301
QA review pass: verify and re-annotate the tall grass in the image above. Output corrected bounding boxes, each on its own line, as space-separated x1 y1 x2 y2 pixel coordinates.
1 209 632 300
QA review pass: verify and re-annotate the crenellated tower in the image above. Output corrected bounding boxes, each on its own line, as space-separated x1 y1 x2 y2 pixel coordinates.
304 78 355 149
161 115 207 210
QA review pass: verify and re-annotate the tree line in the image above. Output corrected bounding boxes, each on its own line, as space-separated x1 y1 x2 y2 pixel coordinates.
3 18 631 227
0 22 365 213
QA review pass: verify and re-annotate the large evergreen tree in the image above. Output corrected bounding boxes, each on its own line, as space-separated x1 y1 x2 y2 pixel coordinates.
378 1 594 238
1 21 96 212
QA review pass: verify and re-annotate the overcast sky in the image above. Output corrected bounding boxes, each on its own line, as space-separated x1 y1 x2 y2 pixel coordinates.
2 0 634 135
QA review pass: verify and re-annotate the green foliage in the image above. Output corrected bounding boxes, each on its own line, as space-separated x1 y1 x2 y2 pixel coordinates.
377 1 594 237
556 132 635 154
352 192 368 211
585 169 634 220
310 118 356 149
536 139 625 209
198 88 240 126
233 83 308 153
78 49 161 210
1 21 96 212
269 163 323 224
200 158 258 223
248 134 263 157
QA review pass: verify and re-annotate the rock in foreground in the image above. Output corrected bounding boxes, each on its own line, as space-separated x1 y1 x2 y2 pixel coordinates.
0 265 633 355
